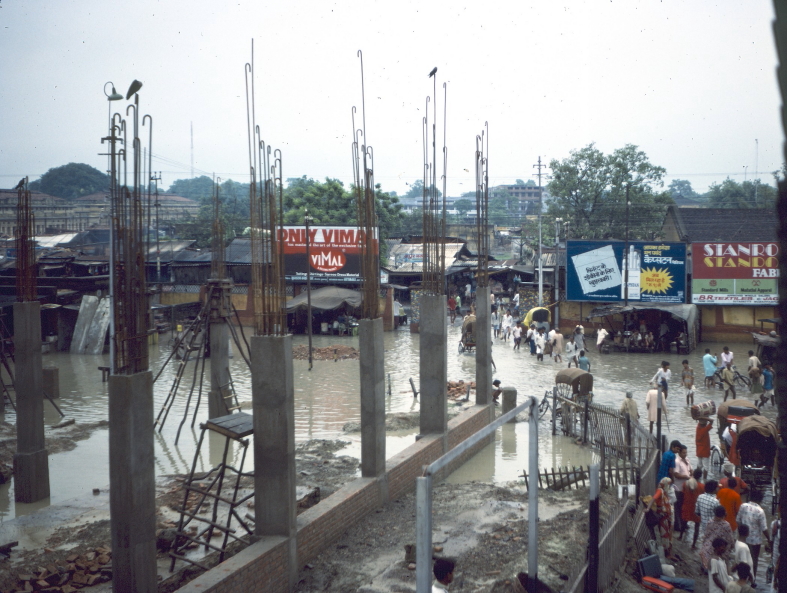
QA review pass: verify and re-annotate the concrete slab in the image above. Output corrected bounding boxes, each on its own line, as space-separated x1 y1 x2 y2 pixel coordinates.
84 297 110 355
70 295 99 354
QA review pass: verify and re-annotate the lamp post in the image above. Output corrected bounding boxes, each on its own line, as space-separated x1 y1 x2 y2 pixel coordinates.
624 186 631 306
305 211 314 371
104 82 122 374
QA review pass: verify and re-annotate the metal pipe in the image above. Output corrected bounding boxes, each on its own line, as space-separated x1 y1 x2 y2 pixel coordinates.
527 396 538 593
587 464 600 593
305 211 313 370
424 399 531 477
415 476 433 593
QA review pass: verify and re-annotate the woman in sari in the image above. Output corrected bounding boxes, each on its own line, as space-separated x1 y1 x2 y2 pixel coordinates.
647 477 674 558
699 504 735 568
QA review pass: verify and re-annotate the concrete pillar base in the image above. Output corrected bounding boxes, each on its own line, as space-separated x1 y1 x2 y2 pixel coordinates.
251 334 296 587
359 318 385 478
14 300 49 504
109 371 156 593
420 295 447 435
13 449 50 503
502 387 518 422
475 289 492 407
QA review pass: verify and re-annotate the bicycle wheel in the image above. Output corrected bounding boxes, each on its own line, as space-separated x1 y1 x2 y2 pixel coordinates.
734 372 751 389
710 447 724 473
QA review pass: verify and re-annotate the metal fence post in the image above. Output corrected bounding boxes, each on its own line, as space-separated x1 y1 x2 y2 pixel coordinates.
587 465 600 593
625 413 632 463
600 436 606 490
551 386 557 436
416 476 432 593
583 398 589 443
528 397 539 593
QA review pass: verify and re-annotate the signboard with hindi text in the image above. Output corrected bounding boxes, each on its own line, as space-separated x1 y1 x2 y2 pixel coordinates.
691 241 779 304
280 226 378 284
566 240 687 303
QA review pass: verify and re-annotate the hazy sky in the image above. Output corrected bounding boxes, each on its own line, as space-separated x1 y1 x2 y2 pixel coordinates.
1 1 783 198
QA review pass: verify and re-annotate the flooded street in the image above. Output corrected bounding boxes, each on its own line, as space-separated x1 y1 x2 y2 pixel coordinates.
0 318 745 520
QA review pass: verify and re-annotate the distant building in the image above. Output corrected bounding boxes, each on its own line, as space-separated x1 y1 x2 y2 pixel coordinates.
490 181 544 215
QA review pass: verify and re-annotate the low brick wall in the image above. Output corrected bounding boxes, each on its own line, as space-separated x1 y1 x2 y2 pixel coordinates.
177 404 494 593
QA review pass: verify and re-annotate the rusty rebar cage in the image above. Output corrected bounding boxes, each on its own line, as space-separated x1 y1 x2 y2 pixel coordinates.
108 96 150 375
211 177 226 281
15 178 37 303
421 74 447 296
245 41 286 336
475 124 490 288
352 50 380 319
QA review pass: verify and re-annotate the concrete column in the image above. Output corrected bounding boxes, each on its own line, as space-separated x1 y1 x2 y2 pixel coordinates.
419 295 447 435
502 387 518 421
475 288 493 406
13 301 50 503
207 279 232 419
109 370 156 593
208 320 230 419
359 318 385 477
251 334 296 584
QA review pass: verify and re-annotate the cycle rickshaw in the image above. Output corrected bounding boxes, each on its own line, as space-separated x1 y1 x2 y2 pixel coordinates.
458 316 476 353
736 415 780 514
539 368 594 433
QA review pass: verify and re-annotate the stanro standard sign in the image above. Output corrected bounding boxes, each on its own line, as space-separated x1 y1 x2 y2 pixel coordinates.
691 242 779 304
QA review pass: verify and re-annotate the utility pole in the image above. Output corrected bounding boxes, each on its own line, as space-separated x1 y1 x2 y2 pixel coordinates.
554 218 562 328
533 157 547 306
151 172 162 283
624 186 630 306
305 211 314 371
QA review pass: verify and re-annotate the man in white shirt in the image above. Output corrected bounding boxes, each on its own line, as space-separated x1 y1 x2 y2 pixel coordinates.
721 346 734 368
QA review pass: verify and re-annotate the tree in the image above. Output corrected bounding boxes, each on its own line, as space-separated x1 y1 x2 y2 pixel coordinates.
545 143 671 240
402 179 442 201
28 163 109 200
705 178 777 209
453 199 474 219
668 179 698 200
168 176 215 201
516 179 525 185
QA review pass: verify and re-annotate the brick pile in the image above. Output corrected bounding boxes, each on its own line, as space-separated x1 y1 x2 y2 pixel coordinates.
5 547 112 592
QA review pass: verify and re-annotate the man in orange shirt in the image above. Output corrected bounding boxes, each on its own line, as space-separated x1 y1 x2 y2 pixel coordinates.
695 418 713 480
719 462 749 496
716 477 742 532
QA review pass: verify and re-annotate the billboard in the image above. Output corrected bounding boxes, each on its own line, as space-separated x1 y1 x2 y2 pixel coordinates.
566 241 687 303
279 225 378 284
691 241 779 304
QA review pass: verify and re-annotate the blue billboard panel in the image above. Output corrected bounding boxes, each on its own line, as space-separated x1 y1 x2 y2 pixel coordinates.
566 241 686 303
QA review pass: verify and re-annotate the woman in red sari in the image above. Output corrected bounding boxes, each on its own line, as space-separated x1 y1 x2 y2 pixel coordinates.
681 468 705 549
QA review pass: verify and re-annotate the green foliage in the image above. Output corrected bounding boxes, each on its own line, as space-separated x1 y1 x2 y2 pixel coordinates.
705 178 777 209
29 163 109 200
167 176 215 201
453 199 474 218
545 143 671 240
668 179 698 199
402 179 442 201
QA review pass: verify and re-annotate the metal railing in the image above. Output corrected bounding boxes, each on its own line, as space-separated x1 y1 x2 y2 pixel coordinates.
416 397 538 593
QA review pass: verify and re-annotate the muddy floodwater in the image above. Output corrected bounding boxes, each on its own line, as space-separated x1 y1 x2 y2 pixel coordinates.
0 319 742 520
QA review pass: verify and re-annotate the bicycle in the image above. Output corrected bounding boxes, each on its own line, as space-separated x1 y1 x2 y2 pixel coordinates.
713 366 751 391
709 444 725 474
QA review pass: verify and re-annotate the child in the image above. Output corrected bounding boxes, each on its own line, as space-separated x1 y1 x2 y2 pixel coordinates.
682 359 695 405
733 524 753 579
535 328 546 362
760 364 774 408
651 361 671 399
578 350 591 372
709 537 732 593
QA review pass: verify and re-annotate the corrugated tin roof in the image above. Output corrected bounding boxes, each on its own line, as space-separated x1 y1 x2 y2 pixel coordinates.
36 233 80 248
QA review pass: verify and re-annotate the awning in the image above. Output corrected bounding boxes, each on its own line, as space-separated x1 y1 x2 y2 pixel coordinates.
586 303 697 323
285 286 363 312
